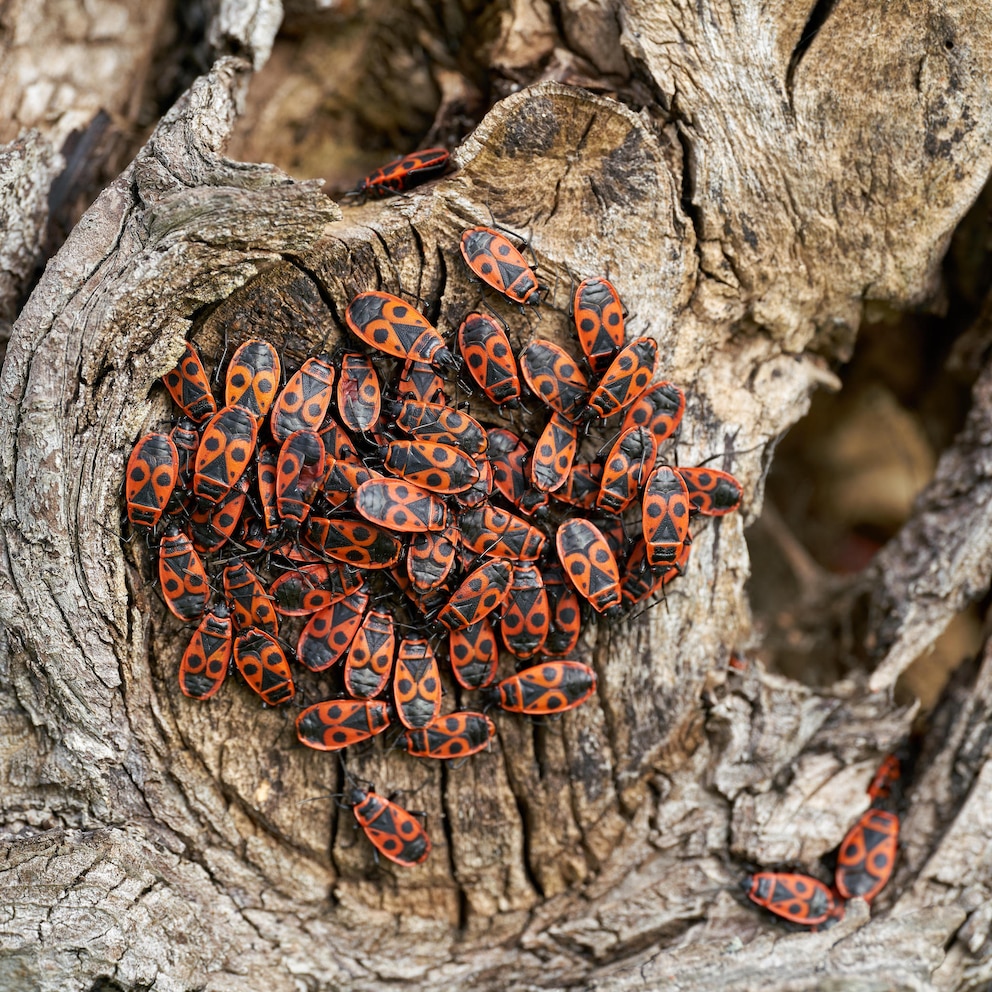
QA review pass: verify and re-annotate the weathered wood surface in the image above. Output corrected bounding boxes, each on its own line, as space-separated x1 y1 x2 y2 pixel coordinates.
2 2 992 990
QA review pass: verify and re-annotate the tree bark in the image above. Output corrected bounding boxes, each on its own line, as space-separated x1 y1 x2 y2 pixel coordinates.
2 2 992 990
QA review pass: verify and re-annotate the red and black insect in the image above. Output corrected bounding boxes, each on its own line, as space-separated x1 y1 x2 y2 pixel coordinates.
583 336 658 421
456 505 546 561
305 516 404 568
269 563 362 616
552 462 603 511
193 405 259 503
318 414 357 463
555 519 622 615
867 754 901 804
296 589 370 671
388 399 488 455
295 699 391 751
276 429 326 529
381 440 479 495
233 628 295 705
486 428 548 517
320 455 379 509
676 466 743 516
519 340 589 420
396 359 446 405
457 312 521 406
499 563 549 659
178 605 232 700
454 453 493 508
255 443 280 532
834 809 898 903
407 527 458 594
742 873 840 927
404 712 496 760
125 432 179 529
391 563 449 616
162 341 217 423
355 478 449 532
541 564 583 656
621 381 685 444
597 515 628 561
438 560 515 630
222 558 279 635
345 784 431 867
460 226 540 305
190 474 248 552
491 661 597 716
225 339 282 421
159 524 210 622
621 538 690 605
346 292 458 370
343 609 396 699
530 413 578 494
642 465 691 567
393 637 442 729
573 277 626 375
167 419 199 515
597 426 658 515
269 356 335 442
337 352 382 433
353 146 449 198
448 618 499 690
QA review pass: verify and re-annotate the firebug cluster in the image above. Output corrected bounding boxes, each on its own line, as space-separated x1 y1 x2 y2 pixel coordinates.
123 169 745 866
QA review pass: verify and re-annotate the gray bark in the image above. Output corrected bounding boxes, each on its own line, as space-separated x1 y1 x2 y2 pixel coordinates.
2 2 992 990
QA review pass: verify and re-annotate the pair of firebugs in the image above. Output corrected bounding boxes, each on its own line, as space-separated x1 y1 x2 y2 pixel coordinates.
743 753 902 927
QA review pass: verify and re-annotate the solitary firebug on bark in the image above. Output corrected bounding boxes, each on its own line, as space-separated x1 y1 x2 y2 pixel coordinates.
345 784 432 867
353 147 449 198
459 226 540 305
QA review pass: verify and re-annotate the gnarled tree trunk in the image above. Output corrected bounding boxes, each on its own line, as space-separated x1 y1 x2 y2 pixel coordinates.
2 2 992 990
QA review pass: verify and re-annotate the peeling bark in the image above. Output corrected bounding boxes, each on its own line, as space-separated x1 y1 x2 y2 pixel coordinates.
2 2 992 990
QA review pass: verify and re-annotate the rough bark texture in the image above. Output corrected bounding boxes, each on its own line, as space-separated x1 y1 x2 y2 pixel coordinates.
2 2 992 990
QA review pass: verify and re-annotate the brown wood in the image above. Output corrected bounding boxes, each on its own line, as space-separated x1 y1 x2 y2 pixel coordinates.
2 2 992 989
